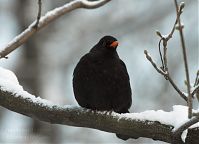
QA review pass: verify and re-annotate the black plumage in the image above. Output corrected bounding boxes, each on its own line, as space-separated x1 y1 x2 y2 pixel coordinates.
73 36 132 140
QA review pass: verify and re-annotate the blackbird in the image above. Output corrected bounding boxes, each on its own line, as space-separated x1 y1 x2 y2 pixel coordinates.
73 35 132 140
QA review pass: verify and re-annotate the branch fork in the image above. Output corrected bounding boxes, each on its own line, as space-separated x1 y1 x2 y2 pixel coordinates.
0 0 111 59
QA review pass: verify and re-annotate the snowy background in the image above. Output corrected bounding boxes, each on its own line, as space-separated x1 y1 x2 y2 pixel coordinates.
0 0 198 143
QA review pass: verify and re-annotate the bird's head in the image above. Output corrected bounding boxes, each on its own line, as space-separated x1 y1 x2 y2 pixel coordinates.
90 36 119 55
98 35 119 50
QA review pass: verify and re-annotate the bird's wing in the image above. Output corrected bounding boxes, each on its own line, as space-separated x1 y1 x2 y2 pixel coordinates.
73 53 90 77
119 59 130 80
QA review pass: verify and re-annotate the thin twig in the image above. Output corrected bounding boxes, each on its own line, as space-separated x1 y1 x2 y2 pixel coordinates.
167 2 183 41
193 112 199 117
149 1 187 103
144 50 166 75
192 85 199 102
155 3 184 83
33 0 42 29
174 0 192 118
193 70 199 101
144 50 188 102
167 76 188 102
158 38 164 70
194 70 199 87
156 2 184 73
192 85 199 96
0 0 111 59
163 39 168 73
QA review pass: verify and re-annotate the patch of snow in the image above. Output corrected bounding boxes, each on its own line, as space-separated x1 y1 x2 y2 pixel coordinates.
62 105 77 109
182 92 188 97
181 130 188 143
112 105 198 142
116 105 196 130
0 67 23 94
39 0 78 25
0 67 19 84
0 66 53 107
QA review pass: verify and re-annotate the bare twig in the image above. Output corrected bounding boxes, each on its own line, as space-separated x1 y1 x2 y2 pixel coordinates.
158 38 164 70
163 39 168 73
193 70 199 101
0 0 111 59
144 50 166 75
145 1 189 103
144 50 188 102
194 70 199 87
174 0 192 118
167 76 188 101
192 85 199 102
193 112 199 117
192 85 199 95
33 0 42 29
156 2 184 73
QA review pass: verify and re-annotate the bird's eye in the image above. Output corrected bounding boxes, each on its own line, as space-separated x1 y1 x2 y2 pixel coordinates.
102 41 106 47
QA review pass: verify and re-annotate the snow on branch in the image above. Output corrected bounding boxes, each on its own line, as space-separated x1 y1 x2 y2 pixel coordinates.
0 67 199 143
0 0 111 59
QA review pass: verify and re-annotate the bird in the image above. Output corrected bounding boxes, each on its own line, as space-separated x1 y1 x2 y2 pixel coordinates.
72 35 132 140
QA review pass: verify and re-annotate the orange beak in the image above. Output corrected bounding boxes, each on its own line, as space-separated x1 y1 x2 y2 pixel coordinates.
110 41 119 48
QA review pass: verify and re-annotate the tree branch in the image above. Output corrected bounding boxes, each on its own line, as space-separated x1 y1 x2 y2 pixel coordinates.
144 50 188 102
0 87 173 143
185 127 199 144
173 116 199 143
0 0 111 59
144 2 189 103
1 86 199 143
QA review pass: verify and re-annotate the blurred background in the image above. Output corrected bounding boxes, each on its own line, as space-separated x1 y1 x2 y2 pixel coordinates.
0 0 198 143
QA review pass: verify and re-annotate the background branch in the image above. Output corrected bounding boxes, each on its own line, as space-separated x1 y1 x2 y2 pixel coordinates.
156 2 184 73
33 0 42 28
0 0 111 59
144 1 188 103
144 50 188 102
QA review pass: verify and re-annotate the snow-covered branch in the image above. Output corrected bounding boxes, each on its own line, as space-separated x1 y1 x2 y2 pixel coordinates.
0 67 199 143
0 0 111 59
0 88 172 143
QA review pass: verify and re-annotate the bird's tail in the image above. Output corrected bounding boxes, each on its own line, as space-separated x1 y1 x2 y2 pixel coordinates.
115 109 130 141
116 134 130 141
